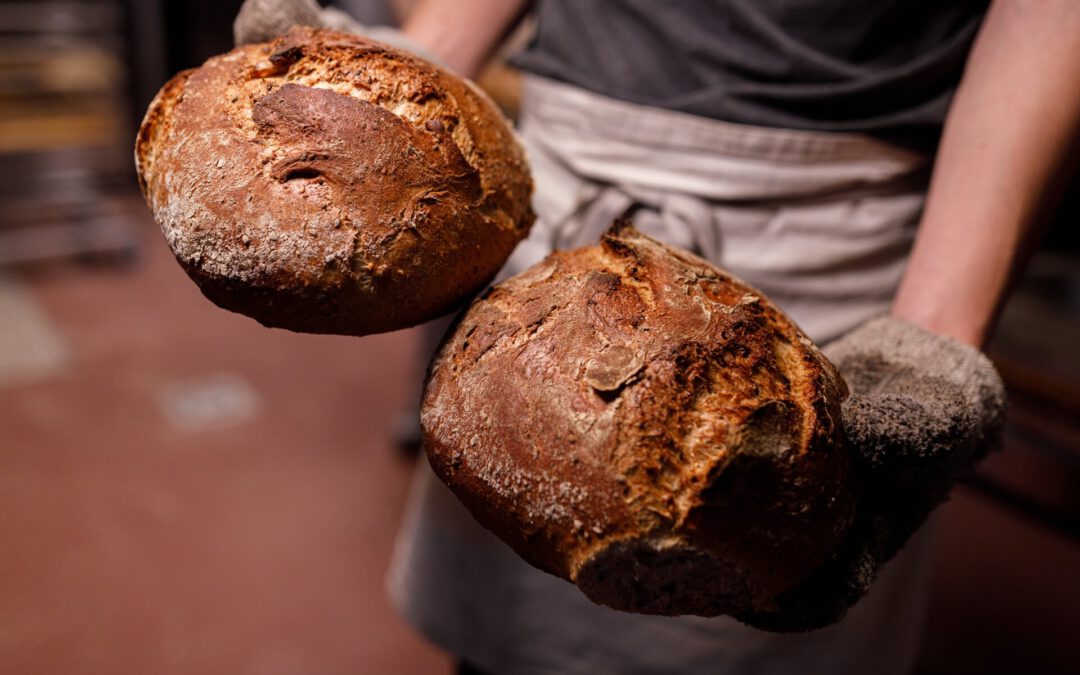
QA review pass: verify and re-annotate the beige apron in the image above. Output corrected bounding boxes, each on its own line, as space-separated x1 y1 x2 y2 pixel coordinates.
389 75 936 675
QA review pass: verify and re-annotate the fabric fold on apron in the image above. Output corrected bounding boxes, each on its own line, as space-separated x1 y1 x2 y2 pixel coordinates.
508 75 930 342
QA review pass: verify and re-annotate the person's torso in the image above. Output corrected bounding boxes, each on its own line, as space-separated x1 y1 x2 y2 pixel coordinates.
511 0 989 151
389 76 938 675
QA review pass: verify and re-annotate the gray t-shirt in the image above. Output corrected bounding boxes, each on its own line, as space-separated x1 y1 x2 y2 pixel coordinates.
512 0 988 150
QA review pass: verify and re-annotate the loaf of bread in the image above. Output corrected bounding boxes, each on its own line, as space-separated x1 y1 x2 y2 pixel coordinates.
422 222 854 616
135 27 533 335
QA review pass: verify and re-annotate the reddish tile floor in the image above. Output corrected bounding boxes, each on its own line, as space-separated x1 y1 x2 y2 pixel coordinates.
918 485 1080 675
0 205 450 674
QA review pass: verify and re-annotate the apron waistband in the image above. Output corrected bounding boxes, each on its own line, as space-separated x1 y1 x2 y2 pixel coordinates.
522 75 928 164
520 75 930 203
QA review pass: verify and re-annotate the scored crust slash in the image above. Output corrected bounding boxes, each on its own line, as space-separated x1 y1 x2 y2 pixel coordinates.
421 221 855 617
135 27 534 336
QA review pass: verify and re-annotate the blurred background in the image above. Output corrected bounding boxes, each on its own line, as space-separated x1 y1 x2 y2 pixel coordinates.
0 1 1076 673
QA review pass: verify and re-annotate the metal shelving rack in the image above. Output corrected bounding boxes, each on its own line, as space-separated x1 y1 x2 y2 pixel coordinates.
0 1 140 265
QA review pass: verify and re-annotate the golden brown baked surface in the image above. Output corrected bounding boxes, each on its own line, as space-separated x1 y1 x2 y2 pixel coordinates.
422 223 853 616
135 27 533 335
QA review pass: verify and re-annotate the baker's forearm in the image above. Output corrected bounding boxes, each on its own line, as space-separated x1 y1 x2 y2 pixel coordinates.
892 0 1080 348
402 0 530 78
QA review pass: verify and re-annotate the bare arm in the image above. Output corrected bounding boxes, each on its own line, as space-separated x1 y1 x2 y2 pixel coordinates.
892 0 1080 348
402 0 531 78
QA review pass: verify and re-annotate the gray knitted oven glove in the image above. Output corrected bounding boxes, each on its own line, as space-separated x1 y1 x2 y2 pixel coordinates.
233 0 439 62
738 316 1006 632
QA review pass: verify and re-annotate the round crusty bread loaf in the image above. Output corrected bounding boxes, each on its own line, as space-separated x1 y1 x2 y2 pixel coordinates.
421 222 854 616
135 27 533 335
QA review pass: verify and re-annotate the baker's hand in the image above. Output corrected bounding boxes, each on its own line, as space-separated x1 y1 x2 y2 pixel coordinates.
738 316 1005 632
233 0 438 62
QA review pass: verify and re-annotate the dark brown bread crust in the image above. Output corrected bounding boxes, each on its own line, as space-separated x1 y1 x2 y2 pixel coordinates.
422 223 854 616
135 27 534 335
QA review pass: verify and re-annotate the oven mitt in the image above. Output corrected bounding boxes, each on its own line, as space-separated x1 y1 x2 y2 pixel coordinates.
738 316 1006 632
233 0 439 62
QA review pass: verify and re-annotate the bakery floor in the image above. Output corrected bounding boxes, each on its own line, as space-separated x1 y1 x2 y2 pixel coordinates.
0 196 450 674
1 197 1077 674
